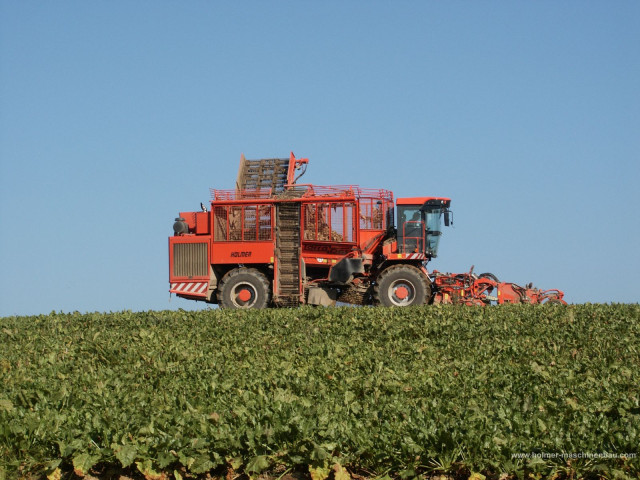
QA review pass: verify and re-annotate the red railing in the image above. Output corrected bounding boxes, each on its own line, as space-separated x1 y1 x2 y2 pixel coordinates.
210 188 273 201
210 185 394 202
296 184 394 201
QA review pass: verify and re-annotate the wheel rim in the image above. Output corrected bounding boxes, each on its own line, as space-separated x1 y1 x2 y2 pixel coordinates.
231 282 257 308
388 279 416 306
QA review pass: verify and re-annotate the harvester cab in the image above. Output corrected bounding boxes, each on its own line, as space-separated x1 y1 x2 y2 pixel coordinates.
396 197 452 257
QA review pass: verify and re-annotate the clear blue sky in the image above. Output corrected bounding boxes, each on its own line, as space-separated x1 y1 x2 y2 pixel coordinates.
1 1 638 316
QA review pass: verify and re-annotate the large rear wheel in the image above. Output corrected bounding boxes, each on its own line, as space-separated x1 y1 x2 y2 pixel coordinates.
218 268 271 309
375 264 431 307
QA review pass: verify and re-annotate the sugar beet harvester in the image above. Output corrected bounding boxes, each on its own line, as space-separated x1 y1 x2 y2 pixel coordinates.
169 153 565 308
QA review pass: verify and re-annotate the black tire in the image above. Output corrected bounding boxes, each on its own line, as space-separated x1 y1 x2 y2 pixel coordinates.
218 268 271 309
375 264 431 307
478 272 499 282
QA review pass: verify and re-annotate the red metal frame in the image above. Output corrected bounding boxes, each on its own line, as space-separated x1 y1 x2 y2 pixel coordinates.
210 203 275 265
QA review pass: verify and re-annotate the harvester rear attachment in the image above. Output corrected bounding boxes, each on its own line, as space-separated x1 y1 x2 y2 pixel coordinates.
431 266 566 305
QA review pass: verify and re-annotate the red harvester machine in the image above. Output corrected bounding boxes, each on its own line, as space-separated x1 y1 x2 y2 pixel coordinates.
169 153 565 308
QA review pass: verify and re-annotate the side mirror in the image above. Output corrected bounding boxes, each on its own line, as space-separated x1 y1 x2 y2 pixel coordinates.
444 210 451 227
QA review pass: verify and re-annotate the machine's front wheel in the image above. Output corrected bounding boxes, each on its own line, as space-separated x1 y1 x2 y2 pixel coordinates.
375 264 431 307
218 268 271 309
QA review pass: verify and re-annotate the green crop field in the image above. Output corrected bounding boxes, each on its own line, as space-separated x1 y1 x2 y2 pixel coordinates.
1 305 639 480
